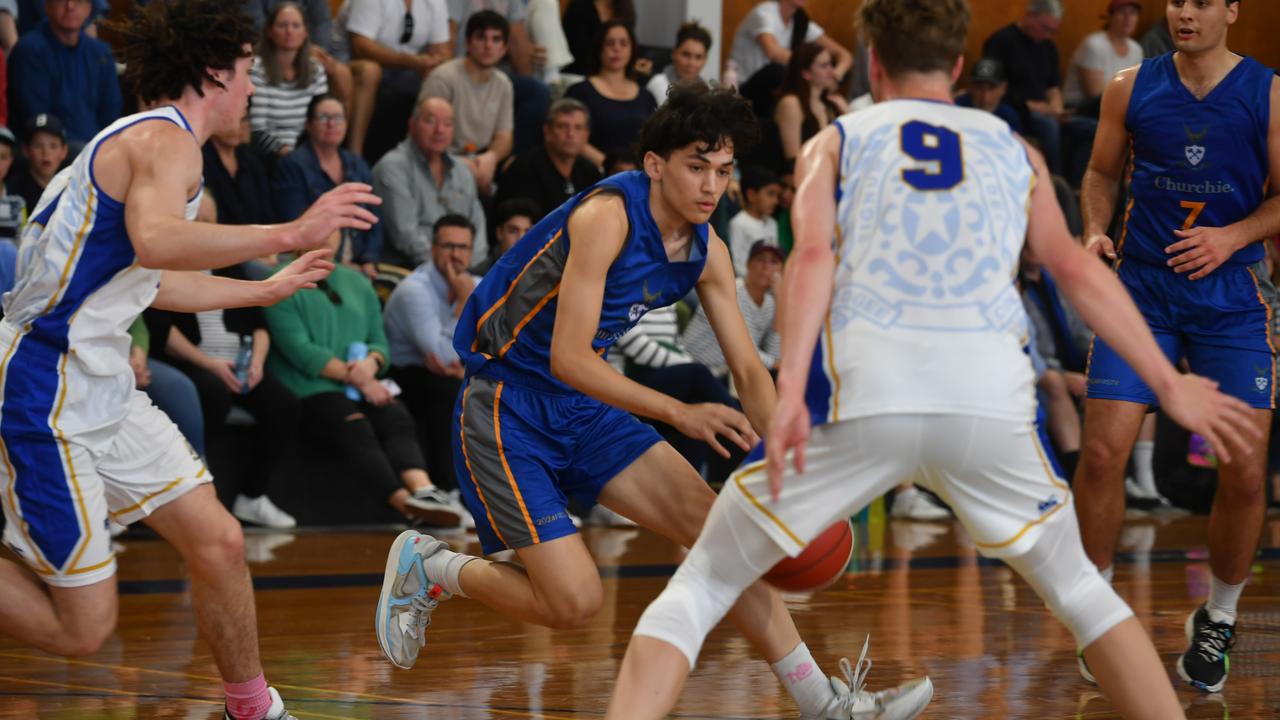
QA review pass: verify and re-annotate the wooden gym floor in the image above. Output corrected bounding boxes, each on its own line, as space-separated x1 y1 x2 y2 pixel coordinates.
2 512 1279 719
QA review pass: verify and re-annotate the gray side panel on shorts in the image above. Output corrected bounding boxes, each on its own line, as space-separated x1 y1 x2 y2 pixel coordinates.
459 377 538 549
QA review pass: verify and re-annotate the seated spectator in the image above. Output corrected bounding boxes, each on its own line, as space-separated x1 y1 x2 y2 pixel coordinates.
373 95 488 268
603 148 637 175
421 9 513 195
564 20 655 169
204 114 277 227
446 0 551 156
14 0 107 36
7 0 120 153
729 0 851 118
264 228 464 525
493 97 601 221
560 0 633 77
0 125 24 239
982 0 1065 174
728 166 781 277
383 214 477 492
682 240 781 378
338 0 452 157
1140 13 1173 58
472 197 535 275
244 0 355 118
1064 0 1141 109
151 263 301 529
274 94 382 277
955 57 1023 134
646 21 711 104
250 2 331 157
0 2 15 52
774 42 848 164
7 113 65 213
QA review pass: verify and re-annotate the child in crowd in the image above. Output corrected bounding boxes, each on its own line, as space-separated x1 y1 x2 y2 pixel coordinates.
727 164 780 276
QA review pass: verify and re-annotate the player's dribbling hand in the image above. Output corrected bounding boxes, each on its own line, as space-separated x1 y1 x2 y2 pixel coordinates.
1166 225 1243 280
1157 373 1262 466
766 393 811 502
291 183 382 250
264 249 336 304
674 403 757 460
1083 234 1117 260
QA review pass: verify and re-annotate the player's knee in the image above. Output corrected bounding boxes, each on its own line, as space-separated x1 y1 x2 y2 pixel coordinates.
56 610 117 656
189 517 246 572
544 586 603 629
1077 435 1127 478
1217 468 1266 505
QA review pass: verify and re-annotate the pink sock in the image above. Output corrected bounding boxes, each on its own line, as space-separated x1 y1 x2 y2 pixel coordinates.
224 673 271 720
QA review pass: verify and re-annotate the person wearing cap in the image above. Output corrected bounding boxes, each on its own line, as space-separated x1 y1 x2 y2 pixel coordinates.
956 57 1023 134
1064 0 1143 109
681 239 782 380
6 0 122 152
7 113 65 213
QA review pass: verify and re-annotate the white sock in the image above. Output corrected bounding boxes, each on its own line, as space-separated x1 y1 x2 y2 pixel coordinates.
423 546 478 599
771 642 835 716
1132 441 1157 497
1099 565 1114 584
1206 575 1245 624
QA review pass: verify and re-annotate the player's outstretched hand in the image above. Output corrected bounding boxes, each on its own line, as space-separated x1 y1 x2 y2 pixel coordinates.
1157 373 1262 465
263 249 335 304
766 393 811 502
291 183 382 250
1083 233 1116 260
674 403 757 460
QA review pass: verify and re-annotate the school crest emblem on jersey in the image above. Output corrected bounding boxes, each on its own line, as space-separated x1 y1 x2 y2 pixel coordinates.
1183 125 1208 167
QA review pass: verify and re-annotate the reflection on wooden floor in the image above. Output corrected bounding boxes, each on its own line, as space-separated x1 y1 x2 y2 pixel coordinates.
2 513 1279 719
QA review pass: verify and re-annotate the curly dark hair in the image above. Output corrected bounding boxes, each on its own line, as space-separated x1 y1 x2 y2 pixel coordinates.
109 0 257 106
638 80 760 160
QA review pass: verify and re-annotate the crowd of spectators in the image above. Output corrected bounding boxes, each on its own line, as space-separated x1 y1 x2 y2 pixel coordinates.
1 0 1273 529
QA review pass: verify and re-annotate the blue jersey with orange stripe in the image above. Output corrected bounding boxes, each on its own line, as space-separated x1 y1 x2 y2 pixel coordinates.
454 171 709 391
1120 53 1271 268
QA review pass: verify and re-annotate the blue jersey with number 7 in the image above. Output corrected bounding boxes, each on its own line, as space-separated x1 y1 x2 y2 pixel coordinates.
1121 53 1272 270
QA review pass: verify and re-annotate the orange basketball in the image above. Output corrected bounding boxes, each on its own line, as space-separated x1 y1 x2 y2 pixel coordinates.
763 519 855 592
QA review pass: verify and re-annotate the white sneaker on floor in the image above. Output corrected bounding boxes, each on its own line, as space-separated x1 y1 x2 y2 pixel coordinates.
233 495 297 529
447 489 476 530
584 504 637 527
804 636 933 719
404 487 464 528
890 487 949 521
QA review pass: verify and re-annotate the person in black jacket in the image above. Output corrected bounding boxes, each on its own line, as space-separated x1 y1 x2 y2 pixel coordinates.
203 113 279 226
147 260 302 529
493 97 601 221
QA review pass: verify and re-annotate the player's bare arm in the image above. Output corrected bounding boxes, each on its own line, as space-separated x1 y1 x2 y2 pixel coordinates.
694 226 777 434
549 194 755 458
1166 76 1280 280
767 123 840 495
153 249 335 313
113 122 379 271
1025 140 1259 461
1080 66 1138 260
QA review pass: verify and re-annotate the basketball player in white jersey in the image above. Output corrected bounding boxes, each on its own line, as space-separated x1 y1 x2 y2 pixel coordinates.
603 1 1261 718
0 2 379 719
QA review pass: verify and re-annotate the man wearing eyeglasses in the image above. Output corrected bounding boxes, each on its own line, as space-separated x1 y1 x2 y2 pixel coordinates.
981 0 1066 175
384 214 479 495
8 0 123 152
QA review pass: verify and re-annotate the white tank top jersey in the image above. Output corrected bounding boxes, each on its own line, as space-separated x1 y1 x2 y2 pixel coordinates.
1 106 203 437
813 99 1036 424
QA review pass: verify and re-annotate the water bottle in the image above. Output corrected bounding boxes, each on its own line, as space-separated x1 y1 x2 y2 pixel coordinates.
346 341 368 402
233 335 253 395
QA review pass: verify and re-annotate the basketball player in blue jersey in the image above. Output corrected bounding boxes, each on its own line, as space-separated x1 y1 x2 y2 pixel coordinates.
0 2 381 719
374 82 932 718
602 0 1263 717
1074 0 1280 693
